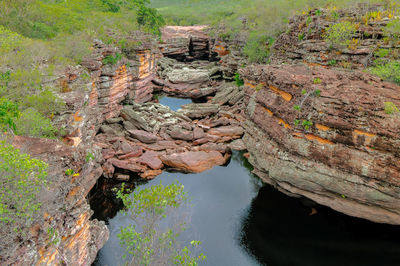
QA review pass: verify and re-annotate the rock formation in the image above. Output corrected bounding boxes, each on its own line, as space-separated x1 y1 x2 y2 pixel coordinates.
240 4 400 224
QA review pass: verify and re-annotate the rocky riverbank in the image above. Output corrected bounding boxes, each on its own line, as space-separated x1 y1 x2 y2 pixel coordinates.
6 3 400 265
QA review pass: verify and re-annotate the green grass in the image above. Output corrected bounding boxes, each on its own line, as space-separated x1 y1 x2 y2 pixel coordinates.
151 0 393 62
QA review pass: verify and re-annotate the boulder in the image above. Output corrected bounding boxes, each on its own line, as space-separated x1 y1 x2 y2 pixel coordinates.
160 151 226 173
117 146 143 159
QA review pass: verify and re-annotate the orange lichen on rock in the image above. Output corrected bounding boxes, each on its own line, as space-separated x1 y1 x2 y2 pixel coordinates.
305 134 334 145
269 85 293 101
73 111 83 122
292 132 334 144
138 51 152 79
353 129 377 146
278 118 291 129
244 80 257 89
89 81 98 107
316 124 331 131
261 106 274 116
214 45 230 56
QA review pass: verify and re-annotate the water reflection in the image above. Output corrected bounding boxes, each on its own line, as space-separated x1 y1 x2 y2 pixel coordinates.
240 185 400 266
157 95 192 111
92 151 400 266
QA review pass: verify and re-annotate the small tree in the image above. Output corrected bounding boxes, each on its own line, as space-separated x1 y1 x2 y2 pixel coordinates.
116 181 206 265
0 97 20 132
0 140 48 254
129 0 165 36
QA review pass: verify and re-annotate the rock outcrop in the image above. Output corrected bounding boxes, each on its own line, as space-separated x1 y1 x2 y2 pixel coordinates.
6 33 161 265
240 64 400 224
156 57 222 98
94 94 245 178
161 26 214 61
270 5 400 69
3 136 108 265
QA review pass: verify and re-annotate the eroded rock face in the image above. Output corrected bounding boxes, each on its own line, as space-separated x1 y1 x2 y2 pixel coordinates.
4 136 109 266
240 64 400 224
157 57 221 98
161 26 212 61
270 5 400 69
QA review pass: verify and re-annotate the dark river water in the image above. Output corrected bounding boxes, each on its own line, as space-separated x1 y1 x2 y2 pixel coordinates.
91 151 400 266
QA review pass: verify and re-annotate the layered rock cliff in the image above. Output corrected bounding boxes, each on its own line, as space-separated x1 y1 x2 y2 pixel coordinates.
241 4 400 224
4 34 161 265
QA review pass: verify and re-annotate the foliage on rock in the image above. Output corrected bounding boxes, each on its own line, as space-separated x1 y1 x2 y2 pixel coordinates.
0 140 48 244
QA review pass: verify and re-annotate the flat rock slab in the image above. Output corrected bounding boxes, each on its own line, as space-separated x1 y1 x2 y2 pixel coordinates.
110 158 146 173
128 130 158 144
138 151 163 170
208 126 244 137
160 151 225 173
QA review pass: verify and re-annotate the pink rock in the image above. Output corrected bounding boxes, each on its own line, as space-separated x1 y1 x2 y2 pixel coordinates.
128 130 158 144
138 151 163 170
117 146 143 159
160 151 226 173
207 126 244 137
110 158 146 172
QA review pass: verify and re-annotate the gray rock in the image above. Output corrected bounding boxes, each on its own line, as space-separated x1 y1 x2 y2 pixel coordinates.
178 103 220 119
100 125 116 135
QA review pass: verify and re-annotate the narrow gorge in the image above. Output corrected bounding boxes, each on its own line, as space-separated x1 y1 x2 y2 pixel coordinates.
4 4 400 266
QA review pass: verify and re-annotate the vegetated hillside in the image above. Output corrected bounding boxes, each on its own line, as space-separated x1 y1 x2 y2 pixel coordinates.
152 0 397 62
0 0 164 138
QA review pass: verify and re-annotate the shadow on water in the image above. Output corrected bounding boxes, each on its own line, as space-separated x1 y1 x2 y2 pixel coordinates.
240 184 400 266
91 151 400 266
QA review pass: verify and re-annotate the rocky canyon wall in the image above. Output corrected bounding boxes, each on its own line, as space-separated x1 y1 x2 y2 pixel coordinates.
241 5 400 224
4 34 160 265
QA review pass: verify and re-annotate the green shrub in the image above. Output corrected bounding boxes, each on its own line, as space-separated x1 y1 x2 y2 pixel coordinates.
243 32 272 63
369 60 400 85
328 59 337 66
102 53 123 65
234 72 244 87
15 108 56 138
0 97 20 132
384 18 400 41
0 140 48 235
116 181 206 265
323 21 357 49
384 101 399 114
20 89 64 116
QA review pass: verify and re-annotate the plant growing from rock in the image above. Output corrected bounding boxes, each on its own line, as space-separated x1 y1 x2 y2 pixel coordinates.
292 87 322 130
323 21 357 49
0 140 48 253
369 60 400 85
384 102 399 114
116 181 206 265
384 18 400 43
234 72 244 87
